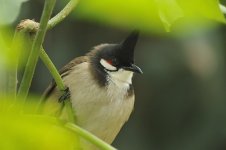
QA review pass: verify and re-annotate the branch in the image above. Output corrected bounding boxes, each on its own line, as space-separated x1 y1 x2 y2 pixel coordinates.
65 123 117 150
17 0 56 100
16 0 80 33
48 0 80 30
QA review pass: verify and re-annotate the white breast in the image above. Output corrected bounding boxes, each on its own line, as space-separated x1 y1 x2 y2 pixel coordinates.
63 62 135 149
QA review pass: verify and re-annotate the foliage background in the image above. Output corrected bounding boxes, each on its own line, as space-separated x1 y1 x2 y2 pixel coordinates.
12 0 226 149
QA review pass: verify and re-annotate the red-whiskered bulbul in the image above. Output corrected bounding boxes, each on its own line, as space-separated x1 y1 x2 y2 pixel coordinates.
42 31 142 149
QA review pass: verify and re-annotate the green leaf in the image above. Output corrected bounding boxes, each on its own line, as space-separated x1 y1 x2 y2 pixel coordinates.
0 0 29 25
73 0 225 32
177 0 225 22
0 29 24 69
155 0 184 32
74 0 163 32
0 97 80 150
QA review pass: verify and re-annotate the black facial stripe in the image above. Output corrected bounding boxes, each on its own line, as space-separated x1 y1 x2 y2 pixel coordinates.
104 68 119 72
89 55 108 87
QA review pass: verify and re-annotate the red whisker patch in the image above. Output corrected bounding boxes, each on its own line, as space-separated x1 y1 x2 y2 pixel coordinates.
107 60 113 65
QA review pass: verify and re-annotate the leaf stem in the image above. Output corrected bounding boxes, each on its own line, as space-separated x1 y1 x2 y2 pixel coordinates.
39 48 76 123
65 123 117 150
47 0 80 30
17 0 56 100
40 47 65 90
64 99 76 123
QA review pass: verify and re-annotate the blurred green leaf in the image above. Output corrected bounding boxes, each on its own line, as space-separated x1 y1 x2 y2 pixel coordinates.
73 0 225 32
0 29 24 69
0 97 80 150
156 0 184 31
0 0 29 25
177 0 225 22
74 0 163 32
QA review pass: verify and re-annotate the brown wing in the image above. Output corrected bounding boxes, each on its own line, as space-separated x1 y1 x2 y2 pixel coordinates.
42 56 89 100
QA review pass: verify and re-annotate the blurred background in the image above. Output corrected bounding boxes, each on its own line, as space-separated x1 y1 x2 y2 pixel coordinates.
14 0 226 150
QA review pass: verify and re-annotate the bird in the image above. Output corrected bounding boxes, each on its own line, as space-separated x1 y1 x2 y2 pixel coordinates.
41 31 142 149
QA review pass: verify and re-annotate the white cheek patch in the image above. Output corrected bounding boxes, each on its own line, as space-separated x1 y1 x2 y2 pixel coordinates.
100 59 117 71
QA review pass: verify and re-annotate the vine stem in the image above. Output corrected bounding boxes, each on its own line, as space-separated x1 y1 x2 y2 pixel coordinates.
48 0 80 30
39 48 76 123
65 123 117 150
17 0 56 100
40 47 65 90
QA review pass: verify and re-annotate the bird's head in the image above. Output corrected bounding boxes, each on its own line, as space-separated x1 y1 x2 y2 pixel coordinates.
88 31 142 85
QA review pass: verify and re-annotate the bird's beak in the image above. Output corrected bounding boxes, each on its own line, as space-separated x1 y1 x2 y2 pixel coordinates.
123 64 143 74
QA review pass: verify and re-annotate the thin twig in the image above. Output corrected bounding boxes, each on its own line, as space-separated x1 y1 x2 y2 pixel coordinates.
65 123 117 150
48 0 80 30
39 48 76 123
40 47 65 90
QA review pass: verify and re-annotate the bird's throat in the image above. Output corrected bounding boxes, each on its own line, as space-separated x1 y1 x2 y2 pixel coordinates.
108 69 133 85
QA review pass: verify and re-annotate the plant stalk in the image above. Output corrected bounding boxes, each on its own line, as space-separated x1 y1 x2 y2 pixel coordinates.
39 48 76 123
17 0 56 101
48 0 80 30
65 123 117 150
40 47 65 90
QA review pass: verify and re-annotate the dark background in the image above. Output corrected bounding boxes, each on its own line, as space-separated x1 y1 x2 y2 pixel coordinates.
17 1 226 150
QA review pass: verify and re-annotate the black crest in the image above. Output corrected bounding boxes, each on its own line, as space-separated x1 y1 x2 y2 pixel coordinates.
117 30 139 63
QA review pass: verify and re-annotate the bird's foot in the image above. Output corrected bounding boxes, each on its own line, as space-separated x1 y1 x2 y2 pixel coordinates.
58 87 71 103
